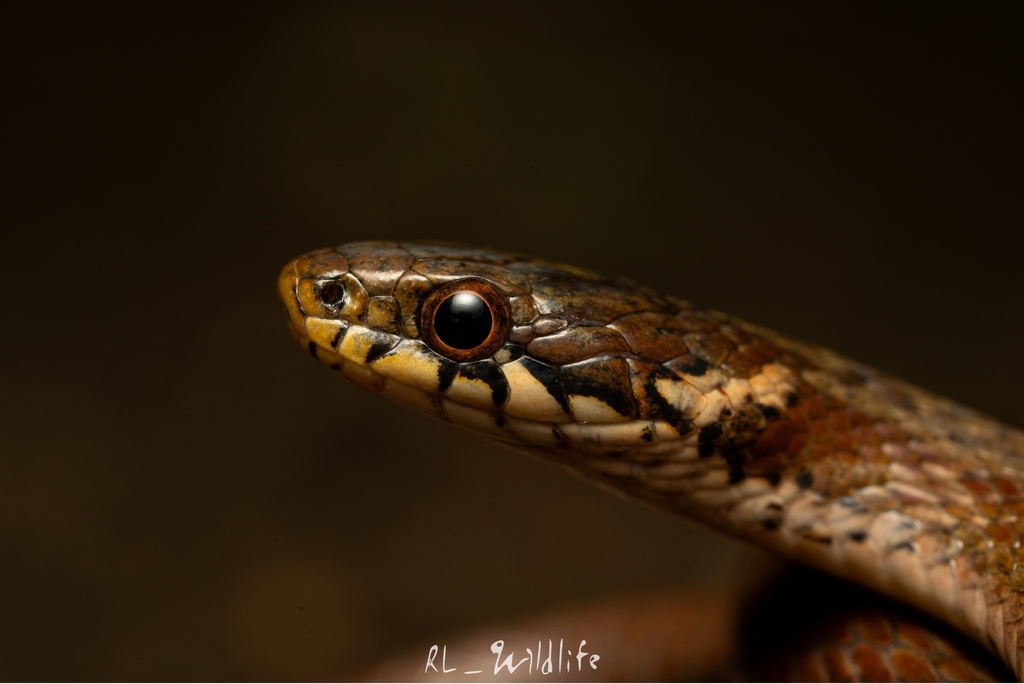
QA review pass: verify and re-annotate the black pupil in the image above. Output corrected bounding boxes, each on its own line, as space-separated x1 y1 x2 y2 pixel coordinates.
434 292 492 350
319 281 346 307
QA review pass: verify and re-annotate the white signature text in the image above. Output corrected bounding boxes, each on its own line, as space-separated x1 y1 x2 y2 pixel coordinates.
425 638 601 676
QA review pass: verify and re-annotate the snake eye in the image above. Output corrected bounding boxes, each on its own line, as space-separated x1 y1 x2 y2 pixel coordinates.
420 279 510 362
318 280 347 308
435 292 492 349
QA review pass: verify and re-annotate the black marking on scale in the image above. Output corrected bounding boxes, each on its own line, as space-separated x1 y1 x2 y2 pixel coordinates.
364 340 394 364
697 423 723 458
642 367 693 433
520 356 570 414
331 326 345 348
699 422 723 444
456 361 510 405
675 356 710 377
722 448 747 485
438 360 458 393
561 361 638 420
795 469 814 490
501 343 527 363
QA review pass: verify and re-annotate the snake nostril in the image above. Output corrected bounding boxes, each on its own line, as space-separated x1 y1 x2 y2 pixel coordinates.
318 280 347 308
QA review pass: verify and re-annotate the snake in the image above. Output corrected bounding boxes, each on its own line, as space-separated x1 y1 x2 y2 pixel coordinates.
278 240 1024 681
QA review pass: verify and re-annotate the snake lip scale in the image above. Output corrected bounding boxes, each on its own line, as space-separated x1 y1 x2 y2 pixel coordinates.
280 240 1024 681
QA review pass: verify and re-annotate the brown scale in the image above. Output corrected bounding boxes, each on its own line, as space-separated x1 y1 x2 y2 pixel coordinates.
525 325 632 364
607 311 692 363
346 248 415 296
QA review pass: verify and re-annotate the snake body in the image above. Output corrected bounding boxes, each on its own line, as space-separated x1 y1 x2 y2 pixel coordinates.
279 241 1024 680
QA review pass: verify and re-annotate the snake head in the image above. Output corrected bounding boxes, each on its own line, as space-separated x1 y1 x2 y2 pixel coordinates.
278 241 737 452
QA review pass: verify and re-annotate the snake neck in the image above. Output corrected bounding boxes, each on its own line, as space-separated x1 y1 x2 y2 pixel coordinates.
526 323 1024 678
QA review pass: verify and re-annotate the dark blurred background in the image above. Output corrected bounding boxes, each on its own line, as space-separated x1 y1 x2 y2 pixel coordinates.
4 3 1023 680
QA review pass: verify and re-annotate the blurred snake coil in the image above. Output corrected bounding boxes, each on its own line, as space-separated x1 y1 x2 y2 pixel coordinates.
279 241 1024 682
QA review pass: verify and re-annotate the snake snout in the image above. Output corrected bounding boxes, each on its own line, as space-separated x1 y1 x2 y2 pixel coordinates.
277 260 306 335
